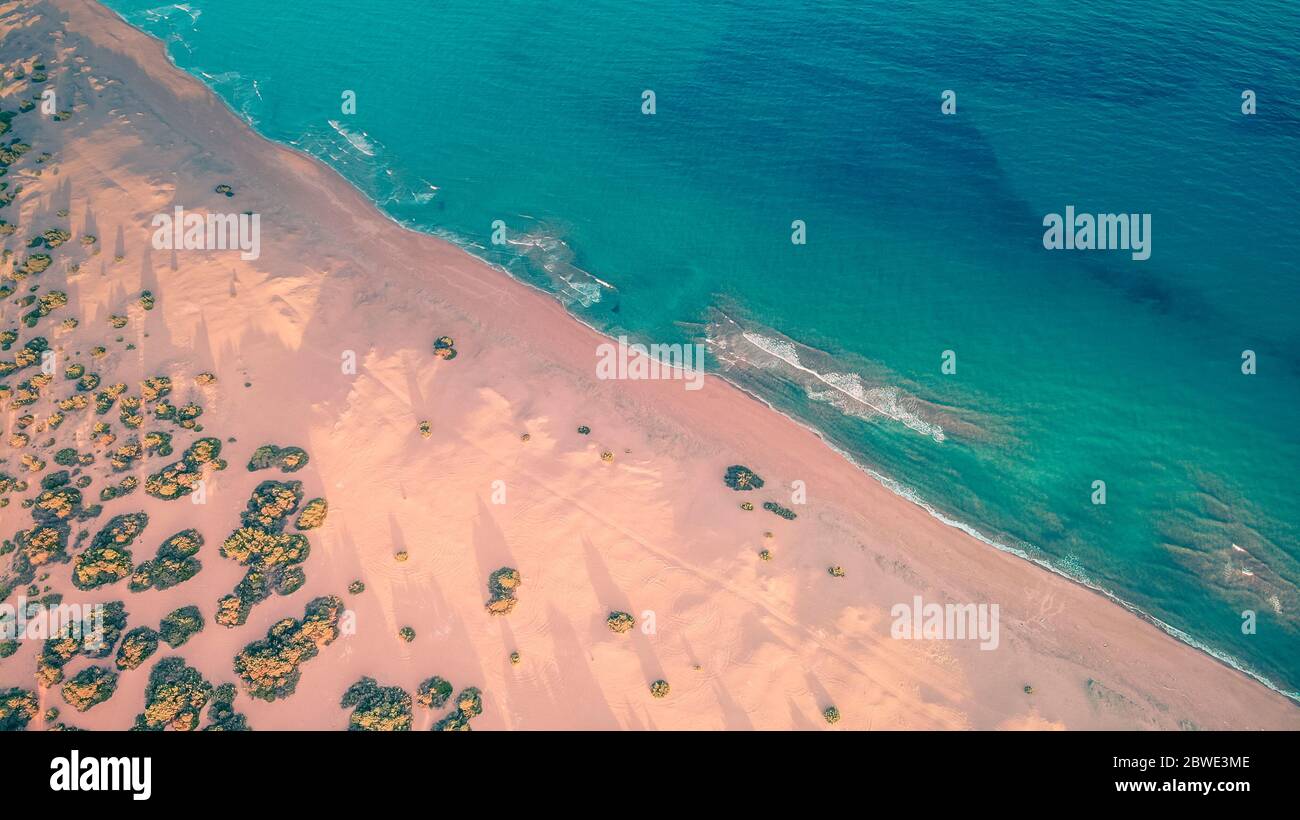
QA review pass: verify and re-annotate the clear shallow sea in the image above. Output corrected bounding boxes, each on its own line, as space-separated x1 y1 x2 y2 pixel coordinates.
101 0 1300 696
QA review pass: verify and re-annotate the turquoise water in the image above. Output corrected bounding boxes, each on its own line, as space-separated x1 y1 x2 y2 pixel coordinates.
102 0 1300 697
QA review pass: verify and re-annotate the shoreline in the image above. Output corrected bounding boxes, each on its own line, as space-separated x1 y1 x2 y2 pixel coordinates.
96 5 1300 705
2 0 1289 732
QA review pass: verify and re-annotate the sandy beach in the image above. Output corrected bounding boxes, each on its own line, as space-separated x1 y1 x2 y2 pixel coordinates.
1 0 1297 730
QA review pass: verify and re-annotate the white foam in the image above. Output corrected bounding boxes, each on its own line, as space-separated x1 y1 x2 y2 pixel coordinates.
740 331 945 442
328 119 377 156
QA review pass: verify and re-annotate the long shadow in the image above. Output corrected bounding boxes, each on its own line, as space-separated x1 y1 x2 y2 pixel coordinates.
544 603 620 729
580 535 664 689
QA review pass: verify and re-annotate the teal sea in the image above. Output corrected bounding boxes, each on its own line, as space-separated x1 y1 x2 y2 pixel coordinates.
101 0 1300 696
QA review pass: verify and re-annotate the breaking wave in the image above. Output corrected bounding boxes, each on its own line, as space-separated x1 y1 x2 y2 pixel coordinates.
709 316 945 443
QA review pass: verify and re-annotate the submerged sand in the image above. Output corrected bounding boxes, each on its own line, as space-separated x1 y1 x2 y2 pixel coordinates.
0 0 1296 730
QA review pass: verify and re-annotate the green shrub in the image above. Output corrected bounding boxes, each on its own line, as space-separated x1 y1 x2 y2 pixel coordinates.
233 595 343 701
72 513 147 590
341 677 413 731
294 497 328 530
115 626 160 671
61 665 118 712
763 501 797 520
129 529 203 592
216 481 309 627
202 683 248 731
0 687 38 730
415 676 453 709
485 567 521 616
246 444 309 473
723 465 764 491
144 437 226 500
431 686 483 731
606 611 635 634
159 605 204 648
133 657 212 731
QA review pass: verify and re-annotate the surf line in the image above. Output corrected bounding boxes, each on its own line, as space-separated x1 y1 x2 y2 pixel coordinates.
731 324 945 443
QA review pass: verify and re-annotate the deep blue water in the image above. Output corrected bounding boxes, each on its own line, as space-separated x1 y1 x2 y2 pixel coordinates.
102 0 1300 696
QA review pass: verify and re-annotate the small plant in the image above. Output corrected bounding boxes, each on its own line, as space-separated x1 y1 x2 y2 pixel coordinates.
418 420 432 438
828 566 845 578
606 611 635 634
432 335 457 360
520 432 531 442
600 450 614 463
823 706 841 724
415 676 453 709
394 550 409 562
509 651 521 665
758 549 772 561
763 501 797 520
577 425 590 435
1024 685 1035 695
650 679 670 699
215 184 234 197
348 580 365 594
740 502 754 511
398 626 415 642
485 567 521 616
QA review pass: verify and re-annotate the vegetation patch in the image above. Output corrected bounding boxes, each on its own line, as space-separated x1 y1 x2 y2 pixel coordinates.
129 529 203 592
606 611 635 634
341 677 412 731
432 687 483 731
724 465 764 491
203 683 248 731
159 605 204 648
115 626 160 671
763 501 797 520
144 437 226 500
233 595 343 701
134 656 212 731
38 601 127 686
415 676 453 709
484 567 521 616
246 444 309 473
0 687 38 730
72 513 147 590
294 498 327 530
61 665 118 712
432 335 457 360
216 480 309 627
